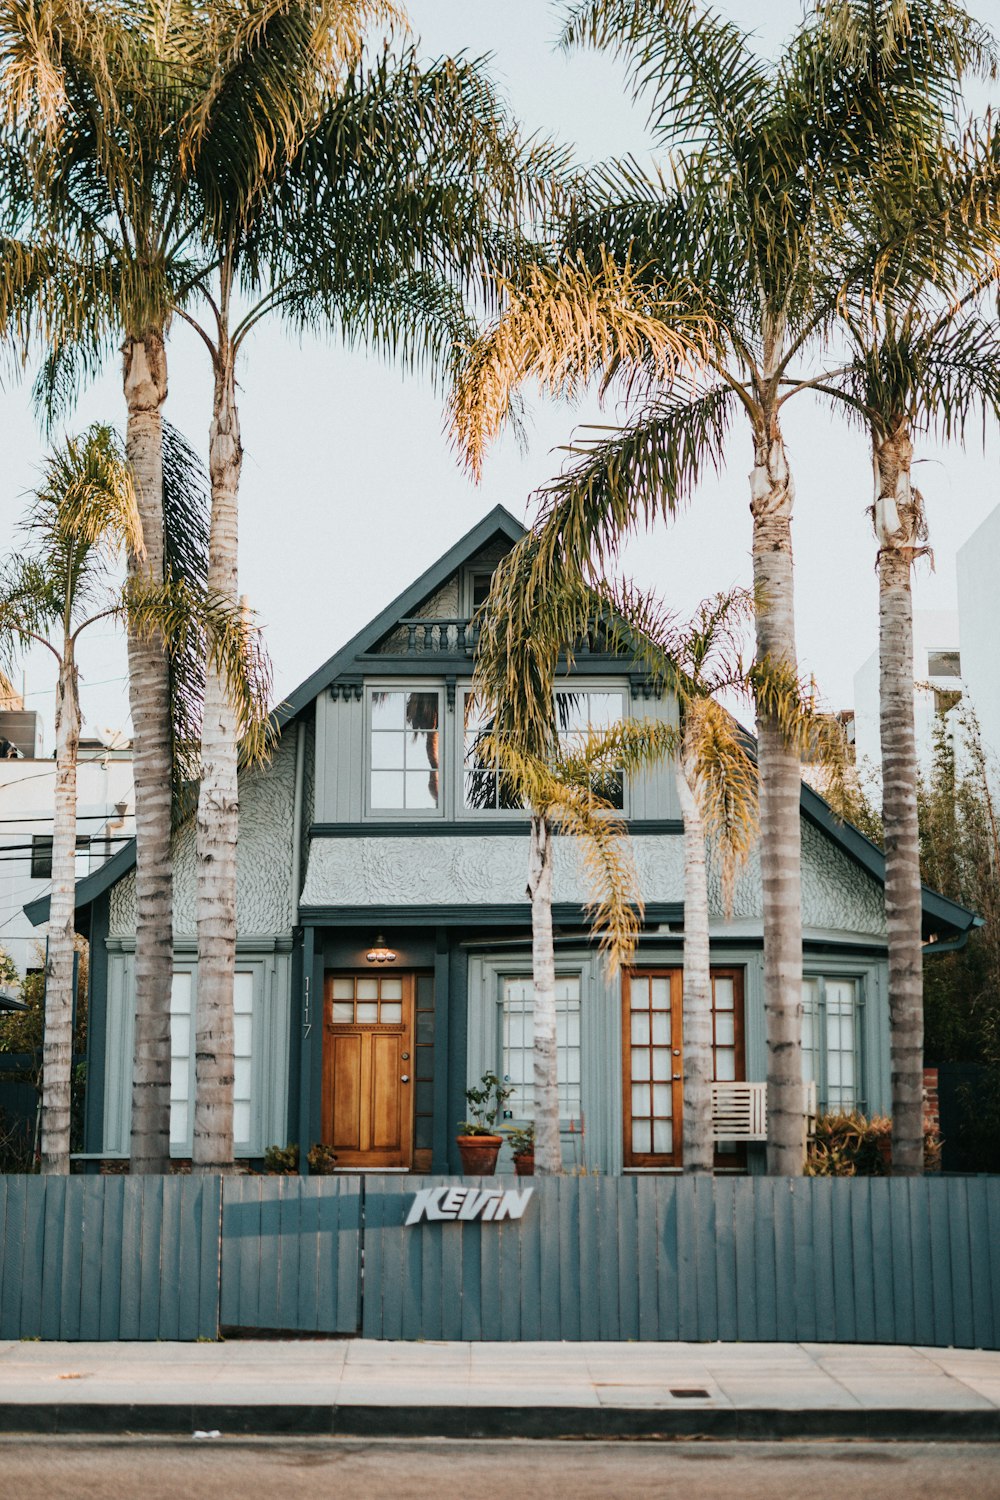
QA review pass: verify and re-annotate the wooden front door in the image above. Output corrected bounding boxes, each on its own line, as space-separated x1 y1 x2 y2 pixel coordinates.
322 972 414 1169
622 967 745 1169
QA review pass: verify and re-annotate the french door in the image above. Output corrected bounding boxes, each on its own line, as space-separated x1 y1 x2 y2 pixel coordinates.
622 967 745 1168
322 971 415 1168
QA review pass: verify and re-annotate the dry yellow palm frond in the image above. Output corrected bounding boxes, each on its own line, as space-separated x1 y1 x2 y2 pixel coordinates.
683 697 758 919
452 249 715 479
0 0 146 137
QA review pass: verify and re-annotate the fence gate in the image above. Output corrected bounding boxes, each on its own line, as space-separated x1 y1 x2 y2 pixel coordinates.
219 1175 362 1334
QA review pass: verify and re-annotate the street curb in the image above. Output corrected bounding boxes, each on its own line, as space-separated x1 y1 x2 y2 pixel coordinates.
0 1405 998 1441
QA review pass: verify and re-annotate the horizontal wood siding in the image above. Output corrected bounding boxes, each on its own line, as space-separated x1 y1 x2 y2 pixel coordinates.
0 1175 220 1340
220 1175 362 1334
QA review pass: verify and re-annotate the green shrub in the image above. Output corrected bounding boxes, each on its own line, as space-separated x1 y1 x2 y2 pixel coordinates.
306 1142 337 1175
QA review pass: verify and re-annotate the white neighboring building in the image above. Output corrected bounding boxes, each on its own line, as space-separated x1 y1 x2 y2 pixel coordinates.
852 609 962 784
957 505 1000 771
0 711 133 976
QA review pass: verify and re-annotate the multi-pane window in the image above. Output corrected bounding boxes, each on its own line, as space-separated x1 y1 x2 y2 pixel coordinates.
627 973 674 1156
500 975 581 1120
370 690 440 811
330 974 404 1024
712 973 737 1081
463 693 522 811
802 976 861 1112
555 690 625 808
170 969 254 1151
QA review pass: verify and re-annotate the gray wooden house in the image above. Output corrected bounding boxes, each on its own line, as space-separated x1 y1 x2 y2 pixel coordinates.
30 506 978 1173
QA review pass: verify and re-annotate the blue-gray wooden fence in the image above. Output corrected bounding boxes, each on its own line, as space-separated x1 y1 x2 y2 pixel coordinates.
361 1175 1000 1347
0 1174 220 1340
220 1175 361 1334
1 1174 999 1346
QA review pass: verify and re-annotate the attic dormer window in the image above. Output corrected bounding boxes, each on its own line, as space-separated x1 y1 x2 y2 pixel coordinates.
369 690 441 811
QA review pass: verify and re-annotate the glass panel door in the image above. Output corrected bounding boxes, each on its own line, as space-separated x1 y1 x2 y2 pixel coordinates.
623 968 746 1168
622 970 683 1166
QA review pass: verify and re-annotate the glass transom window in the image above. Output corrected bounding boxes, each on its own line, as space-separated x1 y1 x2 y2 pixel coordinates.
330 974 404 1025
500 975 581 1120
370 690 440 811
555 689 625 808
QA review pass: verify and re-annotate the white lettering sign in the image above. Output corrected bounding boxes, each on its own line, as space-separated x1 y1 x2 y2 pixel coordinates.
404 1186 534 1226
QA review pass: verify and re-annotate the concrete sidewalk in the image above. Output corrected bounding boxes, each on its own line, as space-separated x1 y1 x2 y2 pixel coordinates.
0 1339 998 1439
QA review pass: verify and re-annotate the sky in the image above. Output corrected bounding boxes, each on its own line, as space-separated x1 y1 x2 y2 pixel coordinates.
2 0 998 751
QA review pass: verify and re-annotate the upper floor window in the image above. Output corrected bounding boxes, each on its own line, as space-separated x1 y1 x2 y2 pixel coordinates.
463 693 523 811
369 690 441 812
555 689 626 809
461 686 628 813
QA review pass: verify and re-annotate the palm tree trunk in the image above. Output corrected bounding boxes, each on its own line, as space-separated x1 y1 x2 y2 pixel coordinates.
124 331 173 1176
750 414 805 1176
677 747 714 1174
192 338 241 1172
528 812 560 1174
874 423 926 1176
41 645 80 1174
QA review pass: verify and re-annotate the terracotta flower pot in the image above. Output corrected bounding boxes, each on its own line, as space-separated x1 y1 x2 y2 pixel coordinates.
456 1134 503 1175
513 1152 535 1177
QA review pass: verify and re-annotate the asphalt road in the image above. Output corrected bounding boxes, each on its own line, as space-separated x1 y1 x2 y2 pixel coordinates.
2 1437 999 1499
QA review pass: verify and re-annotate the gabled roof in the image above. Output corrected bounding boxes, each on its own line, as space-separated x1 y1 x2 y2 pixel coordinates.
21 500 982 946
274 503 525 729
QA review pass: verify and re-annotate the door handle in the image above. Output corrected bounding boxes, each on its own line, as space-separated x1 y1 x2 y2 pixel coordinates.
400 1075 410 1084
672 1072 682 1080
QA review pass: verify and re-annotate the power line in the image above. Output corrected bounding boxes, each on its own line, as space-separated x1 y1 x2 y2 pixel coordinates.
0 812 135 825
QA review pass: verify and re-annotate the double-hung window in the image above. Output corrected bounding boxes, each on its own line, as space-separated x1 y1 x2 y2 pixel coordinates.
369 689 442 812
499 975 582 1121
555 689 626 809
801 975 863 1112
170 969 255 1153
463 693 522 811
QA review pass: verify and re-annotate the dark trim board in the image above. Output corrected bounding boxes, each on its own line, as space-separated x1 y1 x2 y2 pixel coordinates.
308 819 686 839
299 903 686 928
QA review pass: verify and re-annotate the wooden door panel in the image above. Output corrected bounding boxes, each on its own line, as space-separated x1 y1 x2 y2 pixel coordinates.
331 1034 363 1151
322 972 415 1168
371 1034 402 1150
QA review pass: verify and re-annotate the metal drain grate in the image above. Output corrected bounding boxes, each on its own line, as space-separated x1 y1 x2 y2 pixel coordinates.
669 1388 711 1398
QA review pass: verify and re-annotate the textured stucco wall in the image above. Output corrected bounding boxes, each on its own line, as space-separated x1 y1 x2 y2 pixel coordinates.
299 815 886 939
109 731 298 938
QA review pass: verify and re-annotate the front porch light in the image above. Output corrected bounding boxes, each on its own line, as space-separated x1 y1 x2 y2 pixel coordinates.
366 935 397 964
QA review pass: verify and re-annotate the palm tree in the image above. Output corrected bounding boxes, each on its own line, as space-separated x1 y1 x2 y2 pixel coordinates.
452 0 1000 1173
0 423 273 1173
168 2 559 1171
819 298 1000 1173
473 554 676 1174
0 0 557 1169
0 0 213 1171
0 427 140 1173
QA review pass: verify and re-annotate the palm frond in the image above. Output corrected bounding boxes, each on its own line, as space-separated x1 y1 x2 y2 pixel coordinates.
451 251 716 478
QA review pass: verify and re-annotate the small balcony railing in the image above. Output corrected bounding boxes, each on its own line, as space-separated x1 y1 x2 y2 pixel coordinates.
711 1080 818 1142
396 618 478 655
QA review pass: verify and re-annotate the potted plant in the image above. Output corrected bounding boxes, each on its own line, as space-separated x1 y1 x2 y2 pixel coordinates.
506 1123 535 1177
456 1072 513 1175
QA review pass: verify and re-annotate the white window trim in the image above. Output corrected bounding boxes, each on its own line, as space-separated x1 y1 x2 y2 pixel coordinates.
364 682 447 821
